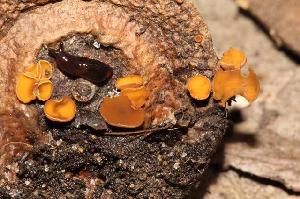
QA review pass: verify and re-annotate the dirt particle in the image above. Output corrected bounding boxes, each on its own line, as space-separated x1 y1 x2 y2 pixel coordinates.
173 162 180 170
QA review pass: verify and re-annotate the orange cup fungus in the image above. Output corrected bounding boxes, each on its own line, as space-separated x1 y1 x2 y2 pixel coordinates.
219 47 247 70
194 34 204 43
35 80 54 101
24 63 40 79
115 75 143 90
213 48 260 107
16 60 54 103
44 96 76 122
99 95 145 128
120 86 150 109
38 60 53 80
15 74 37 103
99 75 148 128
187 75 211 100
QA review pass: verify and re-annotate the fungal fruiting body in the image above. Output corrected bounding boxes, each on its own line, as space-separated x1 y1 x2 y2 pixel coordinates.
44 96 76 122
99 95 145 128
213 48 260 107
99 75 148 128
35 80 53 101
115 75 143 90
24 64 39 79
219 47 247 70
213 67 260 107
185 47 260 107
38 60 53 80
239 68 260 102
16 60 54 103
187 75 211 100
16 74 37 103
48 43 113 84
120 86 150 109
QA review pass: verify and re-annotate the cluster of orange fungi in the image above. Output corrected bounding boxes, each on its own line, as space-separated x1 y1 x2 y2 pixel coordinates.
16 60 53 103
16 48 260 127
16 61 76 122
187 47 260 107
99 75 149 128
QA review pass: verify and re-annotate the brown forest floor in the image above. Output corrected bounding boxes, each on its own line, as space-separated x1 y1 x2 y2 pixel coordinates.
190 0 300 198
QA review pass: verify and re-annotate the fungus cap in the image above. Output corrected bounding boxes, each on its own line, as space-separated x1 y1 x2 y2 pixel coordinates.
194 34 204 43
115 75 143 90
187 75 211 100
44 96 76 122
24 64 39 79
120 86 150 109
241 67 260 102
36 80 53 101
219 47 247 70
99 95 145 128
213 67 260 107
15 74 37 103
38 60 53 80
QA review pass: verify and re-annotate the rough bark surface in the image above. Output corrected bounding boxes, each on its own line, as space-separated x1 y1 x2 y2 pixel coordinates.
234 0 300 57
203 170 299 199
0 0 226 198
192 0 300 196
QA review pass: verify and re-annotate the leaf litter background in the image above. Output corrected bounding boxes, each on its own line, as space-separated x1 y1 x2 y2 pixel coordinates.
190 0 300 198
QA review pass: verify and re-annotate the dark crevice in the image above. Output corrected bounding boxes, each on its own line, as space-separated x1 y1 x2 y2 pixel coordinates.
239 8 300 64
19 0 63 14
228 166 300 196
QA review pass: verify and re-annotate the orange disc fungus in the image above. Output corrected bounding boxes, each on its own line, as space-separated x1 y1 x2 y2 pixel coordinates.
38 60 53 80
99 95 145 128
44 96 76 122
120 86 150 109
213 67 260 107
35 80 53 101
115 75 143 90
194 34 204 43
15 74 37 103
23 60 53 80
187 75 211 100
24 64 39 79
241 68 260 102
219 47 247 70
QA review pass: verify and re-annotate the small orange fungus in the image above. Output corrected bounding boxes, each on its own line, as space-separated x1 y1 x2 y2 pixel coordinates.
15 74 37 103
44 96 76 122
240 68 260 102
99 95 145 128
120 86 150 109
187 75 211 100
219 47 247 70
115 75 143 90
35 80 53 101
38 60 53 80
213 67 260 107
194 34 204 43
24 64 39 79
